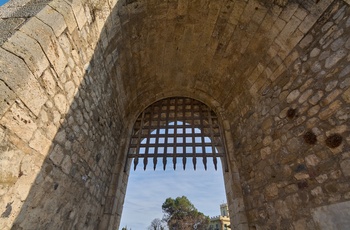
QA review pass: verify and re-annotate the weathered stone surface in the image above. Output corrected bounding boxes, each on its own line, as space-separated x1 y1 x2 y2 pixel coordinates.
49 144 65 166
29 130 51 155
265 183 279 199
0 150 23 184
0 48 47 116
54 94 68 115
70 0 87 30
0 80 16 115
305 154 320 167
49 0 78 33
36 5 67 37
2 30 49 78
340 159 350 177
19 17 67 76
312 201 350 230
325 49 347 69
0 102 37 142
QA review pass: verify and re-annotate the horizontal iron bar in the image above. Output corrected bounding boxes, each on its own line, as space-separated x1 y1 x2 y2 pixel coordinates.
127 153 225 158
129 143 222 148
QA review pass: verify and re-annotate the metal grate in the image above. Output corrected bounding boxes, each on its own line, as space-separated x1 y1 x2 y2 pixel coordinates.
127 97 228 171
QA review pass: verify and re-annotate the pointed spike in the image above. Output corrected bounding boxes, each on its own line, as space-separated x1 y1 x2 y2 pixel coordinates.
153 157 157 171
163 158 167 170
143 157 148 171
193 157 197 171
203 157 207 171
213 157 218 170
134 158 139 171
183 157 186 170
173 157 177 170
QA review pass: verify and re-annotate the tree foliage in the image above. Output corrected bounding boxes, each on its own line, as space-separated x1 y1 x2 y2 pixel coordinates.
148 218 166 230
162 196 210 230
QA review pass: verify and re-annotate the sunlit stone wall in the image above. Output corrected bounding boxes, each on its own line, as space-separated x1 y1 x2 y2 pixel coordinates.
0 0 128 229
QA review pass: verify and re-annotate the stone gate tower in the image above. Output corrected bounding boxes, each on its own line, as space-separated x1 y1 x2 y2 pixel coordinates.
1 0 350 229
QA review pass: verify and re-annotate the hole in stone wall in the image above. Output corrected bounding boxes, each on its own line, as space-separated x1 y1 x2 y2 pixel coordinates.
1 202 13 218
286 108 297 119
54 183 59 190
325 134 342 148
95 154 101 163
303 131 317 145
295 164 307 172
297 181 308 190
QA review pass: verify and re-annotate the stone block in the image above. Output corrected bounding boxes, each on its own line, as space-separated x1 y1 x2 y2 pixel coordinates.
319 100 342 120
275 200 290 218
49 0 78 33
0 18 26 45
305 154 320 167
2 30 49 78
71 0 87 30
49 145 65 166
14 173 37 201
0 79 16 116
342 87 350 103
42 69 57 96
0 48 47 116
325 49 347 69
321 89 341 106
61 155 72 175
265 183 279 199
36 5 67 37
0 103 37 142
294 172 310 180
298 89 313 104
29 130 52 155
58 34 72 56
312 200 350 230
54 94 68 115
0 150 23 184
340 159 350 177
299 14 317 33
19 17 67 76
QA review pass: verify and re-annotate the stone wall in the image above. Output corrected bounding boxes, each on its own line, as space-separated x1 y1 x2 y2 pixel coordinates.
230 1 350 229
0 0 350 229
0 0 129 229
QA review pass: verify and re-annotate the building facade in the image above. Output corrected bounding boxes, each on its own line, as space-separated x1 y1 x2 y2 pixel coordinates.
209 204 231 230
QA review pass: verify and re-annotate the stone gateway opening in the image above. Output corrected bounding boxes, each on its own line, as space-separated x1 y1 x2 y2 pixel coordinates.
1 0 350 229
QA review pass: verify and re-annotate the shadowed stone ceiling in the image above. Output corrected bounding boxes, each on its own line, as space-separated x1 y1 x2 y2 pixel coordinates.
101 0 334 117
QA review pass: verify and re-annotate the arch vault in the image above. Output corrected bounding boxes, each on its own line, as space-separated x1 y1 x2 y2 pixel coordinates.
1 0 350 229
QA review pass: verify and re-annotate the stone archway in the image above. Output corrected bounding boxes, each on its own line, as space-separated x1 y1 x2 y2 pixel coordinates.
122 96 247 228
1 0 350 229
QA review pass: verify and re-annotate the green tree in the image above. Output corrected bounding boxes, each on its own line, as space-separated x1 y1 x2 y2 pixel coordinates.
148 218 166 230
162 196 210 230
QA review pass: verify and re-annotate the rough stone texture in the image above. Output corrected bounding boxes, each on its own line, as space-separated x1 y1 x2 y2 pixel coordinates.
1 0 350 229
312 200 350 229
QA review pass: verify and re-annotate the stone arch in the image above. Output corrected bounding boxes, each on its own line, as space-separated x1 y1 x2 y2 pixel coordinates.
112 93 248 229
1 0 350 229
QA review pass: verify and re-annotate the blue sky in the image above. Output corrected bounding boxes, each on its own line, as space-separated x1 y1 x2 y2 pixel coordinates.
0 0 8 6
120 159 227 229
